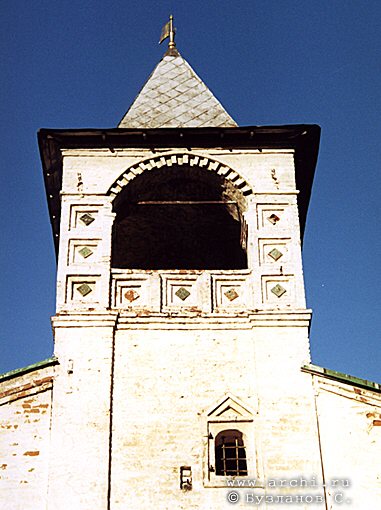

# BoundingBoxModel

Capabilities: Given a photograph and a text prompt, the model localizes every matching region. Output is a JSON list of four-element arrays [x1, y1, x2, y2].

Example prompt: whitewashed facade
[[1, 46, 380, 510]]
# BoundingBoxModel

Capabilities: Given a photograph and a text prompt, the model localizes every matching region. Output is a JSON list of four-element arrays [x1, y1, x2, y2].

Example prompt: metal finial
[[168, 15, 175, 49], [159, 15, 178, 56]]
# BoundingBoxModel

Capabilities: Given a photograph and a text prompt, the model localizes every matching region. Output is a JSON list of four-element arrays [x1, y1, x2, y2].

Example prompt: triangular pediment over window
[[206, 394, 254, 422]]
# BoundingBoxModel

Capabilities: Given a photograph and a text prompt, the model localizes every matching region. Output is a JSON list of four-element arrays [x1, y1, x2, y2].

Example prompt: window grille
[[215, 429, 248, 476]]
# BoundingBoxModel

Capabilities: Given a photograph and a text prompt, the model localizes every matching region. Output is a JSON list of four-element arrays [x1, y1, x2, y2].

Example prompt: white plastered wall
[[313, 375, 381, 508]]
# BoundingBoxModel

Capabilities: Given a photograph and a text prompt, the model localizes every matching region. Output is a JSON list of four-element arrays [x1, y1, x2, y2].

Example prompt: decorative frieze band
[[107, 270, 297, 313]]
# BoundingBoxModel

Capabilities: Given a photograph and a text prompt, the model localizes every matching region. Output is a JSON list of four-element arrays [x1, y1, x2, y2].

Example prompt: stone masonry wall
[[0, 365, 54, 510], [46, 315, 116, 510], [110, 318, 323, 509]]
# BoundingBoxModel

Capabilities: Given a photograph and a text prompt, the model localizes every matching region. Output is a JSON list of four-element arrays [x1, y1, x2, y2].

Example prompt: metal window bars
[[215, 434, 248, 476]]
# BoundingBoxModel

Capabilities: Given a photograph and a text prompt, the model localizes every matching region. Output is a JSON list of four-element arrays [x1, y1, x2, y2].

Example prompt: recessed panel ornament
[[224, 288, 239, 301], [79, 213, 95, 226], [124, 289, 140, 302], [77, 283, 93, 297], [267, 213, 280, 225], [78, 246, 93, 259], [268, 248, 283, 261], [175, 287, 191, 301], [271, 284, 287, 298]]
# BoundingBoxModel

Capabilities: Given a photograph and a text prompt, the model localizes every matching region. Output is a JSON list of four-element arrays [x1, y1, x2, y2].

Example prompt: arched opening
[[111, 164, 247, 270], [215, 429, 248, 476]]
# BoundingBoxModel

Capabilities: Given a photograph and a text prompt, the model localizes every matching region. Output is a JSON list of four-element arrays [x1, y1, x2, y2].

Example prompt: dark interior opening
[[215, 429, 248, 476], [111, 164, 247, 270]]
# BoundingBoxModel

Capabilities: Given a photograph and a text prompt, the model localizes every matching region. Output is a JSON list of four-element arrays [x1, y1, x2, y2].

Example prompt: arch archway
[[110, 155, 252, 270]]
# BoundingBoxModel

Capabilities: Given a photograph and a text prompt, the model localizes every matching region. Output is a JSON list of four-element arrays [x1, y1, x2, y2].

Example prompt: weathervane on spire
[[159, 15, 178, 56]]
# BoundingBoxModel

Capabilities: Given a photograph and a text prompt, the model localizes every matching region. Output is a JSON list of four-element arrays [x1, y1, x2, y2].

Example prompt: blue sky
[[1, 1, 380, 382]]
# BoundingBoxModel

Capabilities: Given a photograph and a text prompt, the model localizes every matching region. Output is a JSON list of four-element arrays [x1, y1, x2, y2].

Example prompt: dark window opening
[[112, 165, 247, 270], [215, 429, 248, 476]]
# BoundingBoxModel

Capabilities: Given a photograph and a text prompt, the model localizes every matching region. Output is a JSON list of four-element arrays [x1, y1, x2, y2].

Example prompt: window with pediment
[[204, 394, 259, 487]]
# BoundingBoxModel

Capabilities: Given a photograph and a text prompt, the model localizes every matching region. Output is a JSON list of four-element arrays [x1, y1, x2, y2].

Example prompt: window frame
[[203, 394, 261, 488]]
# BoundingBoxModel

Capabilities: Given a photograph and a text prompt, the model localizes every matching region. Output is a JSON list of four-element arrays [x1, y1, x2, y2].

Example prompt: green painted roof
[[302, 363, 381, 392], [0, 357, 58, 383]]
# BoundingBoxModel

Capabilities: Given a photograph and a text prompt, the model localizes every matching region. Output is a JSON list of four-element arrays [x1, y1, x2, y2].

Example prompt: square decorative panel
[[213, 276, 248, 310], [271, 284, 287, 298], [64, 276, 100, 307], [77, 283, 92, 297], [113, 276, 151, 309], [69, 240, 99, 265], [78, 246, 93, 259], [79, 213, 95, 226], [175, 287, 191, 301], [261, 275, 294, 306], [258, 239, 290, 266], [268, 248, 283, 261], [163, 276, 198, 309], [257, 204, 289, 230], [224, 288, 239, 301]]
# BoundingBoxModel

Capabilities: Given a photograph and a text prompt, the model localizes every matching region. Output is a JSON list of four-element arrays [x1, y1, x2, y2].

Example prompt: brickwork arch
[[107, 152, 253, 198]]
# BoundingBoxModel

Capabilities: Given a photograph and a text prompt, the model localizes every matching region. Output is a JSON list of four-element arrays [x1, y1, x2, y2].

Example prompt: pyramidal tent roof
[[118, 50, 237, 128]]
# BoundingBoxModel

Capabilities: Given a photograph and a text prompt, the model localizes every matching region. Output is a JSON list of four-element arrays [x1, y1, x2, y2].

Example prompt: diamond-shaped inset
[[224, 288, 239, 302], [124, 289, 140, 303], [271, 284, 287, 298], [267, 213, 280, 225], [77, 283, 92, 297], [78, 246, 93, 259], [268, 248, 283, 261], [175, 287, 191, 301], [79, 213, 95, 226]]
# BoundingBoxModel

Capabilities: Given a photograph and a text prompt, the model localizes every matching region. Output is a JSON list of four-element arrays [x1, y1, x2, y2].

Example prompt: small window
[[215, 429, 248, 476], [204, 395, 258, 487]]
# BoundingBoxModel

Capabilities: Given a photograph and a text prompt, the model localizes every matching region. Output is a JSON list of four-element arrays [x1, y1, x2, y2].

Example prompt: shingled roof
[[118, 51, 237, 128]]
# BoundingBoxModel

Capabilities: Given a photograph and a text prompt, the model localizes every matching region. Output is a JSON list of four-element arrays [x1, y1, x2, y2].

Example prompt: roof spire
[[118, 17, 238, 128], [159, 15, 179, 56]]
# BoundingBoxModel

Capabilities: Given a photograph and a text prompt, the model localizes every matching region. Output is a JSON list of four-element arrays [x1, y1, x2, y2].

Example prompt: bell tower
[[39, 22, 323, 509]]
